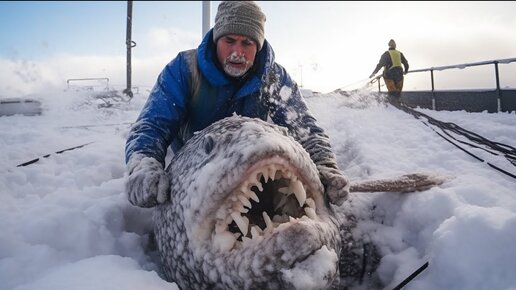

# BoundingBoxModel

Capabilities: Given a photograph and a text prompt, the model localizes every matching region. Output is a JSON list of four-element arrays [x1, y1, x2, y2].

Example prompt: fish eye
[[203, 135, 214, 154]]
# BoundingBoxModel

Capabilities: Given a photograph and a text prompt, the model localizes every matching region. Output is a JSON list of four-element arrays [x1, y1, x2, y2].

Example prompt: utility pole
[[202, 1, 211, 37], [298, 64, 303, 87], [124, 0, 136, 98]]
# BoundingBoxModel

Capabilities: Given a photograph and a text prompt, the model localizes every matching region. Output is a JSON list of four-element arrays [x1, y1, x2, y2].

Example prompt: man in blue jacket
[[125, 1, 349, 208]]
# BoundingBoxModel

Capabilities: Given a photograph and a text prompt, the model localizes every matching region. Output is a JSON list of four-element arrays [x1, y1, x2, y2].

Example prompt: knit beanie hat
[[388, 39, 396, 49], [213, 1, 266, 51]]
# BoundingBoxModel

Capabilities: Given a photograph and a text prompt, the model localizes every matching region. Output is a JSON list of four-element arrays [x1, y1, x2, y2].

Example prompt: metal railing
[[375, 57, 516, 112], [66, 78, 110, 91]]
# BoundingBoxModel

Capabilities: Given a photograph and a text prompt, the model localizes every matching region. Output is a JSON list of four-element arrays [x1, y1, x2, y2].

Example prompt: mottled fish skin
[[154, 115, 342, 290]]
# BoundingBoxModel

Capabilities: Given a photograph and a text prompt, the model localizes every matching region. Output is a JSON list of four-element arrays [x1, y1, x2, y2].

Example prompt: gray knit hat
[[388, 39, 396, 49], [213, 1, 266, 51]]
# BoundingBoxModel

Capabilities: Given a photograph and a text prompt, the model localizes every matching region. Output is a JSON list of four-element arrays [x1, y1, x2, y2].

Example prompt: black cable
[[396, 104, 516, 180], [401, 105, 516, 161], [392, 262, 429, 290], [16, 142, 95, 167]]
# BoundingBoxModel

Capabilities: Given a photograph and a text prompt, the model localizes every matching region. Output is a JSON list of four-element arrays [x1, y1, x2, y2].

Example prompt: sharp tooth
[[289, 216, 296, 222], [251, 181, 263, 192], [234, 203, 249, 214], [300, 216, 311, 222], [304, 207, 317, 219], [274, 194, 289, 211], [278, 187, 290, 194], [262, 211, 274, 232], [244, 189, 259, 202], [291, 180, 306, 206], [251, 226, 262, 239], [231, 212, 249, 236], [262, 169, 269, 182], [274, 171, 282, 180], [269, 166, 277, 181], [306, 198, 316, 209], [238, 195, 252, 209]]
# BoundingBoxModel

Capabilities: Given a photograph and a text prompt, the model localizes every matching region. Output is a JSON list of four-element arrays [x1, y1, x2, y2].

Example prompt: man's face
[[216, 34, 257, 77]]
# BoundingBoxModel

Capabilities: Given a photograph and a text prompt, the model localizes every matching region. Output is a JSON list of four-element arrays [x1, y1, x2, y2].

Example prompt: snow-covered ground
[[1, 87, 515, 290]]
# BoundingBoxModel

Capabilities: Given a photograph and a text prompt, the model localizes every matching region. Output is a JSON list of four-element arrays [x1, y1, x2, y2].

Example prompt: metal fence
[[376, 58, 516, 112]]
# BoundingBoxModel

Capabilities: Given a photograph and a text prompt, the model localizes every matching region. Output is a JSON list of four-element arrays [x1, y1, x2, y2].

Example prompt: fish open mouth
[[212, 155, 321, 250]]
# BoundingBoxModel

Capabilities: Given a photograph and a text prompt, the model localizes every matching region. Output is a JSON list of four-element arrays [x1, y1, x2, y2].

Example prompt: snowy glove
[[125, 154, 170, 208], [318, 165, 350, 206]]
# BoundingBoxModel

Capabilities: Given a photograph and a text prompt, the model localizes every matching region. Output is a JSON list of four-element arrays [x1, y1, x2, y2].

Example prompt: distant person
[[124, 1, 349, 208], [369, 39, 409, 103]]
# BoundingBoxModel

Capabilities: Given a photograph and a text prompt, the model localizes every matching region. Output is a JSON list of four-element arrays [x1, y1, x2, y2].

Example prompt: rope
[[395, 103, 516, 180]]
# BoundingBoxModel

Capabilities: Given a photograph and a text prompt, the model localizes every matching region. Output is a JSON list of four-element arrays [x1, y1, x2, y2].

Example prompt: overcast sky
[[1, 1, 515, 96]]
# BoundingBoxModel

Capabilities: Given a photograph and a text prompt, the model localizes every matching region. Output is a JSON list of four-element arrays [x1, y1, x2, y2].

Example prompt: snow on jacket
[[125, 29, 339, 171]]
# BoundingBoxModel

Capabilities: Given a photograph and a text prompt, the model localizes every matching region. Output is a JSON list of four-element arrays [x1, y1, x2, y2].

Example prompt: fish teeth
[[216, 162, 321, 248], [305, 197, 315, 209], [262, 170, 269, 182], [254, 182, 263, 192], [244, 189, 259, 203], [262, 211, 274, 233], [300, 215, 311, 222], [250, 225, 262, 239], [278, 187, 290, 194], [274, 194, 289, 211], [231, 212, 249, 236], [247, 171, 264, 192], [268, 165, 277, 181], [238, 195, 252, 209], [290, 179, 306, 206], [304, 207, 317, 219]]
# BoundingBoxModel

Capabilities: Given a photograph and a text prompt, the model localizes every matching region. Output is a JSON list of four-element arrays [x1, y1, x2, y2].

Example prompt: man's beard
[[223, 52, 251, 77]]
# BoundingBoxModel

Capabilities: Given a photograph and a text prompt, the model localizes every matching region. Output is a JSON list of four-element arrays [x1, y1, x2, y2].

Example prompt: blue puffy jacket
[[125, 29, 338, 170]]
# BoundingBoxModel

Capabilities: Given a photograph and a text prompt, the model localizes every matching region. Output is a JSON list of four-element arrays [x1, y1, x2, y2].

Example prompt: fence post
[[494, 61, 501, 112], [430, 69, 436, 110], [124, 0, 135, 99]]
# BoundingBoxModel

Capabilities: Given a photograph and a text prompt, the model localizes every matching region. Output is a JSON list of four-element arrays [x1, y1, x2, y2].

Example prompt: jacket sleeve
[[401, 53, 409, 73], [125, 53, 191, 167], [264, 64, 341, 170], [371, 51, 390, 76]]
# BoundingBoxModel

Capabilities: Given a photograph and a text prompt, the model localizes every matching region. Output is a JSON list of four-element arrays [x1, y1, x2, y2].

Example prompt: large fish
[[153, 115, 447, 290]]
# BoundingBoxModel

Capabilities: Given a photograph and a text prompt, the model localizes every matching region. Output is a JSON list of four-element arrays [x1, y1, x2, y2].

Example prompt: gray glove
[[125, 154, 170, 208], [318, 165, 350, 206]]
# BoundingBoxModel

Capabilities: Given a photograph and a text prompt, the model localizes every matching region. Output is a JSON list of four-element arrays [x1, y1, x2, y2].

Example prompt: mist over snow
[[1, 85, 515, 290]]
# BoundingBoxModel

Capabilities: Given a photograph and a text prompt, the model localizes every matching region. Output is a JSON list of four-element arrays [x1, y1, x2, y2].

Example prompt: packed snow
[[1, 85, 515, 290]]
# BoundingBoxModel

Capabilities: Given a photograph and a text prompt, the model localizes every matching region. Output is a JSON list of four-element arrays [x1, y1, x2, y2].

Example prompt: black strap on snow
[[392, 262, 429, 290], [395, 103, 516, 180], [16, 142, 95, 167]]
